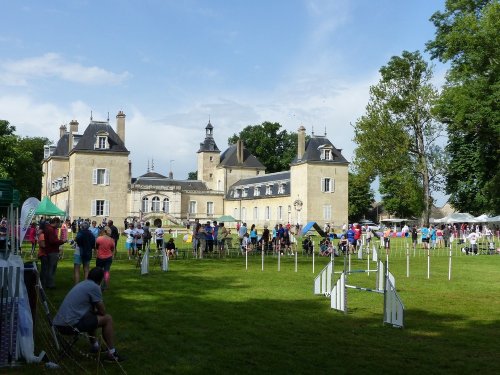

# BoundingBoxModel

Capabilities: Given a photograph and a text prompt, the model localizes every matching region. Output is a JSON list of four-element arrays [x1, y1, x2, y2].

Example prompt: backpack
[[144, 227, 152, 240]]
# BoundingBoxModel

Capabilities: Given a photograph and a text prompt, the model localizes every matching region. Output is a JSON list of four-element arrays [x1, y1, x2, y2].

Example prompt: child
[[241, 233, 250, 254]]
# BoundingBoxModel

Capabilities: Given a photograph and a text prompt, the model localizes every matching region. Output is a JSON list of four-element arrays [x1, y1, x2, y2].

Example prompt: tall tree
[[348, 172, 375, 223], [353, 51, 445, 224], [0, 119, 50, 202], [426, 0, 500, 214], [228, 122, 299, 173]]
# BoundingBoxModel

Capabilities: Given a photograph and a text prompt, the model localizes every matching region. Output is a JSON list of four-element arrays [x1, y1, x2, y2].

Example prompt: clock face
[[293, 199, 303, 211]]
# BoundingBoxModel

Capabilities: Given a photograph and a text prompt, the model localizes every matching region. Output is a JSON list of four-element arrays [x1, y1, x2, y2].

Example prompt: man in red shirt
[[44, 217, 67, 289]]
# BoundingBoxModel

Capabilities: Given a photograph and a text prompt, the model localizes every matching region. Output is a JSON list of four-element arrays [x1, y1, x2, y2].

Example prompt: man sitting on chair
[[53, 267, 125, 362]]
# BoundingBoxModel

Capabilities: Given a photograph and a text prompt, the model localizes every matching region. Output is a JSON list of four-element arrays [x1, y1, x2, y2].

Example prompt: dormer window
[[254, 186, 261, 196], [95, 132, 109, 149], [242, 188, 248, 198], [278, 183, 286, 194], [234, 189, 241, 198], [319, 145, 334, 160], [266, 185, 272, 195]]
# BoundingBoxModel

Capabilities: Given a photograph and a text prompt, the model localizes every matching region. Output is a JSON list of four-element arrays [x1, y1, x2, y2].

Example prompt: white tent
[[434, 212, 476, 224], [484, 215, 500, 223], [474, 214, 491, 222]]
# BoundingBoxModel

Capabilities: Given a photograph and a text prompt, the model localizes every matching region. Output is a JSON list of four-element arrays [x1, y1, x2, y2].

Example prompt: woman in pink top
[[26, 222, 37, 257], [95, 226, 115, 289]]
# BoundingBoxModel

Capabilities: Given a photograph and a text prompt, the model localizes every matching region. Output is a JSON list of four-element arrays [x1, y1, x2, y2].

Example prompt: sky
[[0, 0, 448, 204]]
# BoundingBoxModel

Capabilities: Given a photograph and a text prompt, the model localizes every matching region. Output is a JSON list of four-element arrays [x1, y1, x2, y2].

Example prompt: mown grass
[[14, 236, 500, 374]]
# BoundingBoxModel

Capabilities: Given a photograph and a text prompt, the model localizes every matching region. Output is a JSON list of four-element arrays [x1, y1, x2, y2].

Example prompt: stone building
[[41, 112, 349, 229]]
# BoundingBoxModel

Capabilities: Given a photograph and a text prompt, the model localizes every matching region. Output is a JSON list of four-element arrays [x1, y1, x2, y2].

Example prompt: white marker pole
[[406, 248, 409, 278], [367, 246, 370, 276], [427, 249, 430, 279], [278, 251, 281, 272], [448, 249, 452, 281], [348, 253, 351, 272], [261, 243, 264, 272], [312, 242, 315, 274], [245, 249, 248, 271], [295, 251, 297, 272]]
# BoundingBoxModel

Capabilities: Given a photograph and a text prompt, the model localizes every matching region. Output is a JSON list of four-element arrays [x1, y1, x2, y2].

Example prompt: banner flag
[[19, 197, 40, 243]]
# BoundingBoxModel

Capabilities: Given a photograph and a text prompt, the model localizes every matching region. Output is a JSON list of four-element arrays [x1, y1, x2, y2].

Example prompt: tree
[[353, 51, 445, 224], [0, 119, 50, 202], [379, 172, 425, 219], [187, 171, 197, 180], [426, 0, 500, 214], [348, 172, 375, 223], [228, 122, 299, 173]]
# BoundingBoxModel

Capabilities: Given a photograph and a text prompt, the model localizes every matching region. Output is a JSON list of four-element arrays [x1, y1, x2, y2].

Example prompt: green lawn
[[15, 236, 500, 374]]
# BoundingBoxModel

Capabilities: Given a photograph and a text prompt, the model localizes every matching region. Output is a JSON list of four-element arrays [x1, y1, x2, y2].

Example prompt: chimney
[[59, 124, 67, 138], [237, 139, 244, 164], [297, 125, 306, 160], [69, 120, 79, 134], [116, 111, 126, 144]]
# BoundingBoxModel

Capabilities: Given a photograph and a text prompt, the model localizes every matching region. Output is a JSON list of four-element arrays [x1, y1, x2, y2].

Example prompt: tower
[[197, 120, 221, 190]]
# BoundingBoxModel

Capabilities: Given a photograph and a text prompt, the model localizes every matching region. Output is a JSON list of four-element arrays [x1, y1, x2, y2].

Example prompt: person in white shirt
[[123, 223, 136, 260], [155, 224, 164, 251], [466, 231, 479, 255], [135, 223, 144, 254]]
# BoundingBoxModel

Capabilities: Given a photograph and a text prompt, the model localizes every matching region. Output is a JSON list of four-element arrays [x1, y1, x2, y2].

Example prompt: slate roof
[[48, 120, 128, 157], [291, 135, 348, 164], [73, 121, 128, 153], [197, 121, 220, 152], [51, 133, 70, 157], [219, 144, 266, 169], [225, 171, 291, 200]]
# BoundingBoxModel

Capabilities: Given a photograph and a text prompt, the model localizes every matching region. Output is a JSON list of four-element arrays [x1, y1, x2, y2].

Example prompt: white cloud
[[0, 53, 130, 86]]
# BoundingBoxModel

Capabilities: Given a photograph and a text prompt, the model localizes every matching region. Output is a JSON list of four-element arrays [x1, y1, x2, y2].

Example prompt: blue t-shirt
[[421, 227, 429, 239]]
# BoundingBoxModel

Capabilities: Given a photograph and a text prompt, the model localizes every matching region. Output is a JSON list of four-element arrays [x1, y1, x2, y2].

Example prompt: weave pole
[[245, 249, 248, 271], [278, 251, 281, 272], [295, 251, 297, 272]]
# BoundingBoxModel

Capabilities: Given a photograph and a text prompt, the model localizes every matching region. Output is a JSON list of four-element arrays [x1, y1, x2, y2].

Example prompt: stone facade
[[41, 113, 349, 229]]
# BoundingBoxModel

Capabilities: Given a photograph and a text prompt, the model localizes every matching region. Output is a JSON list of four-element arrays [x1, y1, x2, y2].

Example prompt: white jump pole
[[295, 251, 297, 272], [386, 253, 389, 270], [278, 251, 281, 272], [367, 246, 370, 276], [245, 249, 248, 271], [406, 248, 409, 278], [427, 249, 430, 279], [348, 253, 351, 272], [448, 249, 452, 281]]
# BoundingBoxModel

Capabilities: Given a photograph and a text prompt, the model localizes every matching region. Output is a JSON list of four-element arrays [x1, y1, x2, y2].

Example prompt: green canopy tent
[[34, 196, 66, 216], [217, 215, 237, 223]]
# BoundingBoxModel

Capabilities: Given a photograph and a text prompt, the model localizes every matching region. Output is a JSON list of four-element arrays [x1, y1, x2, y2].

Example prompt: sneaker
[[103, 351, 126, 363]]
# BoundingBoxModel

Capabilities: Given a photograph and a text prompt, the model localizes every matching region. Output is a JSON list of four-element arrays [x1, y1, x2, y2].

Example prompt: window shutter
[[91, 200, 96, 216], [332, 178, 335, 192], [320, 178, 325, 192], [104, 200, 110, 216], [105, 169, 110, 185], [92, 169, 97, 185]]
